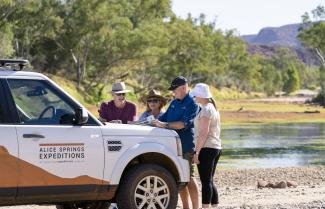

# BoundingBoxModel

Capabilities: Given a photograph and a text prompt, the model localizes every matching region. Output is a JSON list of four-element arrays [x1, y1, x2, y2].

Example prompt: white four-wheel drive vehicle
[[0, 59, 189, 209]]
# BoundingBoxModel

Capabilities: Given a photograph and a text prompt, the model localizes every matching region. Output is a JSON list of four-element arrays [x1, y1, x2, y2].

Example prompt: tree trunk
[[70, 50, 81, 88], [316, 48, 325, 105], [81, 40, 90, 80], [81, 46, 89, 79], [77, 55, 81, 88]]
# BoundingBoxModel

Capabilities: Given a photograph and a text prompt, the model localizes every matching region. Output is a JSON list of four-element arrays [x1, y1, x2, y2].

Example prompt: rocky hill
[[241, 23, 319, 65], [242, 23, 302, 48]]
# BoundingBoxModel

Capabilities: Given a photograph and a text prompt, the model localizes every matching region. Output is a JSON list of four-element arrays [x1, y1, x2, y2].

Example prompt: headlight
[[176, 136, 182, 156]]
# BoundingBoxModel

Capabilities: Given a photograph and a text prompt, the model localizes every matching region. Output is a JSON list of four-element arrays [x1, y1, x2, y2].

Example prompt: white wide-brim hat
[[111, 82, 131, 94], [190, 83, 213, 98]]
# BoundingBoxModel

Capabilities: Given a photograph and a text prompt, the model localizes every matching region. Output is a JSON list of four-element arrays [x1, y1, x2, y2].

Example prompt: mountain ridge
[[241, 23, 302, 48], [241, 23, 319, 66]]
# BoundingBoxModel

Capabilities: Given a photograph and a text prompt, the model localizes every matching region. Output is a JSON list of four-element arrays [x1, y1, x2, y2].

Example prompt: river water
[[219, 123, 325, 169]]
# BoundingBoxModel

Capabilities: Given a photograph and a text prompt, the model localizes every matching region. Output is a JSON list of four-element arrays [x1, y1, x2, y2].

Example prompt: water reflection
[[219, 123, 325, 169]]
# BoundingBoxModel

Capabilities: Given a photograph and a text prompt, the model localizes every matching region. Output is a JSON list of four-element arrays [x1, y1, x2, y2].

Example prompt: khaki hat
[[111, 82, 131, 94], [144, 89, 167, 105]]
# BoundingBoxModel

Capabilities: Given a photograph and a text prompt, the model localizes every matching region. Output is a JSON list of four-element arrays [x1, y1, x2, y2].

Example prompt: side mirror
[[75, 107, 88, 125]]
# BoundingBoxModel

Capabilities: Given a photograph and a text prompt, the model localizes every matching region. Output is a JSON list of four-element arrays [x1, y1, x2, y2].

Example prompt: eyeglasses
[[115, 93, 125, 96], [147, 99, 159, 103]]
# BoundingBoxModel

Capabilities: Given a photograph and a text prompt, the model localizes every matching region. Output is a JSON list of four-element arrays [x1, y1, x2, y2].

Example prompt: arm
[[138, 112, 147, 121], [193, 116, 211, 164], [98, 103, 108, 122], [128, 103, 137, 122], [181, 101, 199, 129], [195, 116, 210, 153], [152, 120, 185, 129], [153, 105, 186, 129], [153, 100, 199, 129]]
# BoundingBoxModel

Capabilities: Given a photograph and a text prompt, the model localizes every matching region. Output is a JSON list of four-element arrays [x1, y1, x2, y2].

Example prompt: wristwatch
[[165, 122, 169, 129]]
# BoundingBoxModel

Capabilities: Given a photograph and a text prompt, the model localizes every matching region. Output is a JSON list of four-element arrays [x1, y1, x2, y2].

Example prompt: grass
[[218, 100, 325, 113], [218, 99, 325, 124], [302, 145, 325, 151], [210, 86, 265, 100]]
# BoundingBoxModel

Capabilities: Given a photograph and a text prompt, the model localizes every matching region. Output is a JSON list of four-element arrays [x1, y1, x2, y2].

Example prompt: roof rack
[[0, 59, 30, 71]]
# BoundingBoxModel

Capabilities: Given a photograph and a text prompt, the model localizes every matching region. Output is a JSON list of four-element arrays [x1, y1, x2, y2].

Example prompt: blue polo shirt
[[159, 94, 199, 153]]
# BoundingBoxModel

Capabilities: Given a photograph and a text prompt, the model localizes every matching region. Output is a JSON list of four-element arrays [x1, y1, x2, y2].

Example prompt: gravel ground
[[208, 166, 325, 209], [2, 166, 325, 209]]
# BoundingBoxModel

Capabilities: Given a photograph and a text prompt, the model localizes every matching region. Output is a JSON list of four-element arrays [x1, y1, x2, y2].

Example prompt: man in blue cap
[[152, 76, 200, 209]]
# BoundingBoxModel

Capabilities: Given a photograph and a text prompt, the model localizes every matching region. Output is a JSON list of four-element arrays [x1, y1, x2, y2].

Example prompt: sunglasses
[[115, 93, 126, 96], [147, 99, 159, 103]]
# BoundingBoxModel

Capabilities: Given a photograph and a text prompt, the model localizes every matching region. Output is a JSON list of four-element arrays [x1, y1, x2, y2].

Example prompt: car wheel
[[56, 201, 110, 209], [116, 164, 178, 209]]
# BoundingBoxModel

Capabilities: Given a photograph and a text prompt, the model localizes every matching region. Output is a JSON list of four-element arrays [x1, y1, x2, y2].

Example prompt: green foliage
[[1, 0, 317, 102], [299, 21, 325, 54], [300, 66, 319, 89], [0, 26, 14, 57], [0, 0, 24, 57], [299, 4, 325, 104], [283, 64, 301, 93], [312, 67, 325, 106], [256, 56, 281, 96]]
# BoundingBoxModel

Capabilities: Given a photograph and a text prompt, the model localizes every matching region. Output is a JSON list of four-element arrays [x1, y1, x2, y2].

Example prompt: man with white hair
[[152, 76, 200, 209]]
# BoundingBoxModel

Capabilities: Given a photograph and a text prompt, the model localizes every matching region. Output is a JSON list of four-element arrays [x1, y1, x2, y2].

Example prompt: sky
[[172, 0, 324, 35]]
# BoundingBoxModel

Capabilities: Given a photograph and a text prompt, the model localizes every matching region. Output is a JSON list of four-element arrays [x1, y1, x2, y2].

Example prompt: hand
[[146, 115, 155, 124], [98, 117, 107, 122], [109, 120, 122, 124], [151, 119, 166, 128], [193, 153, 200, 164]]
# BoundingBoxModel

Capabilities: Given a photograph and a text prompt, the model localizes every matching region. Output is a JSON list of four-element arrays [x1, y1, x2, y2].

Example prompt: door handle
[[23, 134, 45, 139]]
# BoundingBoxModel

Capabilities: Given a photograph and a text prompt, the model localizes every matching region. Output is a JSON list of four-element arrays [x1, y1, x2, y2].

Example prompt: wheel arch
[[121, 152, 180, 182], [108, 143, 186, 185]]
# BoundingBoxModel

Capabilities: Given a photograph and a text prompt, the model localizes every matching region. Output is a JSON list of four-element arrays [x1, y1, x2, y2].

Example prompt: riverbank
[[219, 98, 325, 124], [3, 167, 325, 209]]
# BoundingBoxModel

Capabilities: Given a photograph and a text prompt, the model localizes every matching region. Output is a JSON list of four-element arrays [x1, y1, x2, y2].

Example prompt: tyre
[[116, 164, 178, 209], [56, 201, 110, 209]]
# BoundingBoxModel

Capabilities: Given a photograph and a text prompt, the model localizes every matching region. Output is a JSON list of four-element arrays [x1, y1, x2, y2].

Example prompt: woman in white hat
[[191, 83, 222, 209]]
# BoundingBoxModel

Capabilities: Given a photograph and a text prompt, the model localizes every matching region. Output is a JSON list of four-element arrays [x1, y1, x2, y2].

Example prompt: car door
[[5, 78, 105, 203], [0, 79, 19, 204]]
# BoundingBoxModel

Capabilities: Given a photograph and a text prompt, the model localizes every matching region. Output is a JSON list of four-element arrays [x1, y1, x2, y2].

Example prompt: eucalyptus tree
[[268, 48, 305, 93], [283, 63, 301, 93], [222, 30, 261, 92], [299, 5, 325, 104], [0, 0, 29, 57], [256, 55, 282, 95], [8, 0, 64, 67], [156, 17, 224, 87]]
